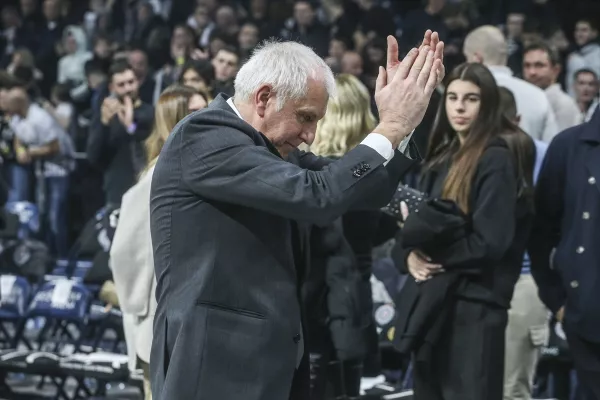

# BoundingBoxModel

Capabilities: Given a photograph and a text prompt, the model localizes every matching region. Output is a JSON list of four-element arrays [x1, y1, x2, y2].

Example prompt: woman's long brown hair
[[144, 84, 197, 173], [424, 63, 521, 213]]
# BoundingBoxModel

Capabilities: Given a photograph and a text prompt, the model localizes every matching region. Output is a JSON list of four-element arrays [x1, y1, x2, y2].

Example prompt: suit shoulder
[[550, 123, 583, 147]]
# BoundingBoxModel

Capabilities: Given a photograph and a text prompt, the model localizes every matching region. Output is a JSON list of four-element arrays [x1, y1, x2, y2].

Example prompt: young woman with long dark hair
[[397, 62, 535, 400]]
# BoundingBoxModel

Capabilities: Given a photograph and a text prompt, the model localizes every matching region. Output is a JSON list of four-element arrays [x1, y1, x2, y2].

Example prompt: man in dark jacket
[[86, 60, 153, 206], [530, 106, 600, 399], [149, 34, 445, 400]]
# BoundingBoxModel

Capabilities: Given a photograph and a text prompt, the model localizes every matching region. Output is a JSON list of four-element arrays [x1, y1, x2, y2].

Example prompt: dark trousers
[[45, 176, 70, 257], [308, 329, 363, 400], [413, 299, 508, 400], [564, 324, 600, 400]]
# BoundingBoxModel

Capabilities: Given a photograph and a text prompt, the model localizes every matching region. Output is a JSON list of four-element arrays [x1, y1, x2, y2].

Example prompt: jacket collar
[[209, 94, 284, 159], [581, 105, 600, 143]]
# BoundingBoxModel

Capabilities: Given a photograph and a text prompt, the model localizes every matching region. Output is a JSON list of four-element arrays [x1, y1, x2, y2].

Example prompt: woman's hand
[[407, 251, 444, 282]]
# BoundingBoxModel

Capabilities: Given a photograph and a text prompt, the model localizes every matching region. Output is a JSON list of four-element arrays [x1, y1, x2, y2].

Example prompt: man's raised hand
[[374, 44, 442, 148], [385, 30, 445, 88]]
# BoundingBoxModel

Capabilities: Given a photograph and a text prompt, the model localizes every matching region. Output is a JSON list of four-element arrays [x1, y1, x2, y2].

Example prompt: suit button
[[570, 280, 579, 288], [353, 170, 362, 178], [576, 246, 585, 254], [363, 163, 370, 169], [589, 177, 596, 185], [293, 334, 301, 344], [583, 212, 590, 220]]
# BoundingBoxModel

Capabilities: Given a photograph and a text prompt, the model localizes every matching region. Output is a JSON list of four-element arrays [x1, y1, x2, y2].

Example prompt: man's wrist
[[374, 122, 411, 149]]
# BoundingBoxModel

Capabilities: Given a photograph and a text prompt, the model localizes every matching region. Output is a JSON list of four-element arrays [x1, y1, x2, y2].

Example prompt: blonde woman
[[306, 74, 388, 399], [110, 85, 207, 400]]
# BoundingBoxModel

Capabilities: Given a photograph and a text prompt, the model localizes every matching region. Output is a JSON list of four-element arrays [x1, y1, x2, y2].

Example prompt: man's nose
[[300, 130, 315, 145]]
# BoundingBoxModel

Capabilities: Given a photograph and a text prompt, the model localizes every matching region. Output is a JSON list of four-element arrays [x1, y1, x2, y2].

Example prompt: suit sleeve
[[429, 147, 518, 269], [179, 123, 411, 225], [528, 133, 568, 314]]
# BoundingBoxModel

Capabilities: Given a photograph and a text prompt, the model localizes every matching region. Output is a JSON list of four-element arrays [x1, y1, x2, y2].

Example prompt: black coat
[[392, 199, 472, 363], [529, 107, 600, 342], [394, 139, 531, 309]]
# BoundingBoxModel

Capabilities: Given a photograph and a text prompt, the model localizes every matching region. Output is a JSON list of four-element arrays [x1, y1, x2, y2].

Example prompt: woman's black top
[[394, 138, 533, 308]]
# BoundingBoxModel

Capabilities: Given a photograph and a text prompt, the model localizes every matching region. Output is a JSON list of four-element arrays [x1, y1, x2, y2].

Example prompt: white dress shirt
[[489, 66, 560, 143]]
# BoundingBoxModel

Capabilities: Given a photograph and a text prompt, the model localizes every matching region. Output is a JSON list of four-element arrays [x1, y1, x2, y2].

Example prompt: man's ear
[[254, 84, 273, 118], [474, 51, 484, 63], [515, 114, 521, 124]]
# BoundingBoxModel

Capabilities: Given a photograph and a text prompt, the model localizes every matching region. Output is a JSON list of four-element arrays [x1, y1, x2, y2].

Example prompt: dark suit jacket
[[149, 94, 416, 400], [529, 107, 600, 342]]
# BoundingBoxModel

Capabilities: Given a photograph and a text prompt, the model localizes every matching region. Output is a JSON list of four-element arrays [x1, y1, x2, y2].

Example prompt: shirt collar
[[226, 97, 243, 120], [487, 65, 514, 76]]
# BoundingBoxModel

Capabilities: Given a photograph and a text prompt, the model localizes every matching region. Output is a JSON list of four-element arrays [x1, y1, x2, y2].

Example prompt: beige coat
[[109, 166, 157, 370]]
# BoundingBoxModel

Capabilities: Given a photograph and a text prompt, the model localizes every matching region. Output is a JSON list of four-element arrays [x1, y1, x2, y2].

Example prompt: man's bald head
[[6, 87, 29, 116], [463, 25, 508, 66]]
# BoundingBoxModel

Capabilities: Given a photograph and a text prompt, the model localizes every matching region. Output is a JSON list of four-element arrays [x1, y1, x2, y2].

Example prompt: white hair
[[233, 39, 336, 110]]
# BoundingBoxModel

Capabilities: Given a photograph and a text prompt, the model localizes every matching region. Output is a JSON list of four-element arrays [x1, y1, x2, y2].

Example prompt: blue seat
[[0, 275, 31, 348], [25, 280, 91, 353]]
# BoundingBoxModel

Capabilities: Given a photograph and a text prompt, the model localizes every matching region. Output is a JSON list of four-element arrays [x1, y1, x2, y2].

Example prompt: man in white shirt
[[464, 25, 560, 143], [523, 42, 582, 131], [6, 87, 74, 257]]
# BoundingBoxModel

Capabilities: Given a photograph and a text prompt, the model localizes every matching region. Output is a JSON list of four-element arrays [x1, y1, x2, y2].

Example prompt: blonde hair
[[311, 74, 376, 157], [144, 85, 197, 172]]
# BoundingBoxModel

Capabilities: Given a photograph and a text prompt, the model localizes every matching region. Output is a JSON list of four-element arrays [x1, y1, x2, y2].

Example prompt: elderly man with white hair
[[149, 31, 445, 400], [464, 25, 559, 143]]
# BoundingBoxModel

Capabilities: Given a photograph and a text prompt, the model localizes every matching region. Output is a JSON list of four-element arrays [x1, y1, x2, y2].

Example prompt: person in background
[[57, 25, 93, 92], [86, 60, 154, 207], [573, 68, 599, 122], [499, 86, 549, 400], [42, 83, 74, 130], [395, 62, 534, 400], [211, 46, 239, 97], [179, 60, 214, 100], [565, 19, 600, 97], [5, 86, 75, 257], [111, 84, 206, 400], [463, 25, 559, 143], [529, 105, 600, 400], [128, 48, 158, 105], [237, 22, 260, 62], [522, 42, 582, 131]]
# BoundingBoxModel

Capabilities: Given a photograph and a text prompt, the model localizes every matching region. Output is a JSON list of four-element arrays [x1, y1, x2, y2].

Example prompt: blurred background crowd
[[0, 0, 599, 399]]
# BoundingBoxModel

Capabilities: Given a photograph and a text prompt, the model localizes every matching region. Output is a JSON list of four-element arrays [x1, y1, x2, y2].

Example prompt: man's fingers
[[425, 59, 442, 95], [408, 46, 430, 80], [395, 47, 418, 81], [375, 66, 387, 94], [420, 30, 432, 48], [417, 49, 435, 87], [386, 35, 399, 71], [430, 31, 439, 51], [434, 40, 444, 64]]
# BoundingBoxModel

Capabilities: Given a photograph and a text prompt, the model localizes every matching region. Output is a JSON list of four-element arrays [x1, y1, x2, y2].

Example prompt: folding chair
[[0, 275, 32, 349], [24, 280, 91, 354]]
